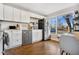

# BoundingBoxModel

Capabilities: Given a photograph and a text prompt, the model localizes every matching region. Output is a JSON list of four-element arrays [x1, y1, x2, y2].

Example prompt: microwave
[[9, 26, 16, 29]]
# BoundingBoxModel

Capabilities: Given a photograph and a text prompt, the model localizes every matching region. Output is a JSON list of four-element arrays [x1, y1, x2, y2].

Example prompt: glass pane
[[50, 18, 56, 34], [57, 16, 68, 34]]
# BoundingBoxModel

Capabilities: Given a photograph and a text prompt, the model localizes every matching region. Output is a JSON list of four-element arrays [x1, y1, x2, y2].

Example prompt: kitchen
[[1, 3, 79, 55], [0, 3, 49, 54]]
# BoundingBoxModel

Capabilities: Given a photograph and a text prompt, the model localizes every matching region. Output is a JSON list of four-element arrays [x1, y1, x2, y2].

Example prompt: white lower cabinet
[[37, 30, 42, 42], [0, 32, 3, 54], [12, 30, 22, 47], [4, 30, 22, 49], [32, 30, 38, 43], [32, 30, 42, 43]]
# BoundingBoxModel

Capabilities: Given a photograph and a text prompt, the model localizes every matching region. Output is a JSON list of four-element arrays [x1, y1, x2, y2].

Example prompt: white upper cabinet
[[13, 8, 21, 22], [0, 4, 3, 20], [2, 4, 44, 23], [21, 10, 30, 23], [4, 5, 13, 21]]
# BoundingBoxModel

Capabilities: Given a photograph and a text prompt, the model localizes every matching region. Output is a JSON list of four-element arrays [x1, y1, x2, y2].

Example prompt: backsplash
[[0, 22, 28, 30]]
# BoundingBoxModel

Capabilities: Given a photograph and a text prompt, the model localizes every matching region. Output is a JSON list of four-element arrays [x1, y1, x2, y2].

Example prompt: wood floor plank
[[4, 40, 60, 55]]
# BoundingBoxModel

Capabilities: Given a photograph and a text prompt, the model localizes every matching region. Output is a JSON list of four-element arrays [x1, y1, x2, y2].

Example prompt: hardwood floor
[[4, 40, 60, 55]]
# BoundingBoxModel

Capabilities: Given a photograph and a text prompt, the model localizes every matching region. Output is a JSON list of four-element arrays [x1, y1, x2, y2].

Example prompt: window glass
[[50, 18, 56, 34], [57, 16, 68, 34]]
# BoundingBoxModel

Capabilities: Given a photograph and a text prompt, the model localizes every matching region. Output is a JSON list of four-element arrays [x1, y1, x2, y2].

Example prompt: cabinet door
[[25, 12, 30, 23], [0, 4, 3, 20], [37, 30, 42, 41], [13, 8, 21, 22], [16, 31, 22, 45], [21, 10, 30, 23], [4, 5, 13, 21], [32, 30, 38, 43], [21, 10, 26, 22], [12, 30, 22, 47]]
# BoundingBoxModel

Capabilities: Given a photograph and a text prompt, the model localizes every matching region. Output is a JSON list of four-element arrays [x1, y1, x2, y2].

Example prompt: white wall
[[47, 4, 79, 18], [0, 22, 28, 30]]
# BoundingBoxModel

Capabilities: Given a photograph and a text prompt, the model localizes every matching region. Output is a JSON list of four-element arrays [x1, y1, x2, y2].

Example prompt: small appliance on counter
[[9, 26, 16, 29], [9, 24, 20, 30]]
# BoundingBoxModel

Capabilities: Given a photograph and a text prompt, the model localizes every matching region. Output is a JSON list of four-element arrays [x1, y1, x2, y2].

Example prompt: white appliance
[[44, 20, 49, 40], [4, 30, 22, 49], [38, 19, 49, 40], [0, 31, 3, 55]]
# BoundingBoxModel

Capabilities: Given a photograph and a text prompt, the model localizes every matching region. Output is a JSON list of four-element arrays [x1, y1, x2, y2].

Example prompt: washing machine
[[0, 31, 3, 55]]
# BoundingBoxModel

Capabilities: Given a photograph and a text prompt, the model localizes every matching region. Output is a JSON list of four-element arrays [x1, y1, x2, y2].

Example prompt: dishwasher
[[22, 30, 32, 45]]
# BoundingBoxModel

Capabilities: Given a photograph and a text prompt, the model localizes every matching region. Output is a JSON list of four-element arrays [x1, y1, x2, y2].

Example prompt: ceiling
[[5, 3, 78, 16]]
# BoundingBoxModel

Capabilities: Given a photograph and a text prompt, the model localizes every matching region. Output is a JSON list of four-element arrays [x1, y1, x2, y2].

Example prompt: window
[[50, 18, 56, 34], [50, 13, 74, 34], [57, 16, 68, 34]]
